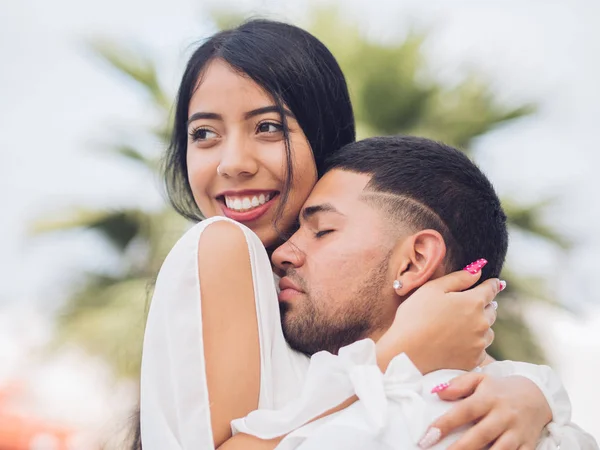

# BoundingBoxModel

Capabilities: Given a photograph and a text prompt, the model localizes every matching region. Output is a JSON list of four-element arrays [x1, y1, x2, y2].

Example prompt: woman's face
[[186, 59, 317, 247]]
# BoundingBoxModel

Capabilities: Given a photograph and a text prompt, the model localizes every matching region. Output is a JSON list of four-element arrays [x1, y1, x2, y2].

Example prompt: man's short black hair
[[326, 135, 508, 279]]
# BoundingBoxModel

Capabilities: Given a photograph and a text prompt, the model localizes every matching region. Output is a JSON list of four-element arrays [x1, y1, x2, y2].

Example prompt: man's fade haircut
[[325, 135, 508, 279]]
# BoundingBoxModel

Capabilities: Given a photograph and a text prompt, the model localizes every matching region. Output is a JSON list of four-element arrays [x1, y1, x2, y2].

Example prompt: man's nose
[[272, 239, 306, 272], [217, 136, 259, 179]]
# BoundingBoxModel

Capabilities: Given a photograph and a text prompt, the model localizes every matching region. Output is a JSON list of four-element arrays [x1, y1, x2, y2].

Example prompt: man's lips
[[278, 276, 304, 302]]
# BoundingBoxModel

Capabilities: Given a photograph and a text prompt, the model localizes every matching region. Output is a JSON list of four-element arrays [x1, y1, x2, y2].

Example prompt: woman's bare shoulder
[[197, 218, 254, 271]]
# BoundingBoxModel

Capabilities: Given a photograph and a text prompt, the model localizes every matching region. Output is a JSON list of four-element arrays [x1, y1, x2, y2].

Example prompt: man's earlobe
[[393, 230, 447, 294]]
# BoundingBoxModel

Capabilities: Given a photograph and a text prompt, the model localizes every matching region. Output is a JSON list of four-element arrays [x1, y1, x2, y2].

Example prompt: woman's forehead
[[191, 61, 273, 108]]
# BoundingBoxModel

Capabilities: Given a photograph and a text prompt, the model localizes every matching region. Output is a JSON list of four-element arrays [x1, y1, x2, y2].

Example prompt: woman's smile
[[217, 189, 280, 223]]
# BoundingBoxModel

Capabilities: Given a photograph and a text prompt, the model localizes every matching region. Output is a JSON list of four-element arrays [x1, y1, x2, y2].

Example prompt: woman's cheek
[[187, 163, 215, 216]]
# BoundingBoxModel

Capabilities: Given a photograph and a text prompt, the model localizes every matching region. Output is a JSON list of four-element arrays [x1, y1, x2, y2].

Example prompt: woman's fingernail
[[419, 427, 442, 448], [499, 280, 507, 291], [431, 382, 450, 394], [463, 258, 488, 274], [491, 300, 498, 310]]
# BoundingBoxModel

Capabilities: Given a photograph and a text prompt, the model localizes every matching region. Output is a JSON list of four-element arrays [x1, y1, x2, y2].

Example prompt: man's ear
[[392, 229, 447, 296]]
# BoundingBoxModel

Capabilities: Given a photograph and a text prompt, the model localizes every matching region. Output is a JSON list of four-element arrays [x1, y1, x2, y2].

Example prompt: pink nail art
[[499, 280, 507, 291], [431, 382, 450, 394], [463, 258, 488, 274]]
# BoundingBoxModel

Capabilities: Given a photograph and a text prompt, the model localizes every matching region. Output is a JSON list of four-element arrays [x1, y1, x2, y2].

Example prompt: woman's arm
[[422, 365, 598, 449], [376, 268, 500, 374], [217, 434, 282, 450], [199, 221, 261, 448]]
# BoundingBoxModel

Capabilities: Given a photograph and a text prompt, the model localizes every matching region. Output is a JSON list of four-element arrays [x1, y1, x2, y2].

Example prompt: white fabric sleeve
[[232, 339, 438, 450], [483, 361, 599, 449], [139, 217, 305, 450], [231, 339, 384, 440]]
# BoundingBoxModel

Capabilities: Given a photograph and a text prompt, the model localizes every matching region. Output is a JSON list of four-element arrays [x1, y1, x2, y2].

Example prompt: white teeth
[[224, 193, 276, 212]]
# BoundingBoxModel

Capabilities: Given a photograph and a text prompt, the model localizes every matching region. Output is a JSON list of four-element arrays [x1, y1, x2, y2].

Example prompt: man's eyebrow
[[301, 203, 343, 222], [187, 112, 223, 127], [244, 105, 295, 120]]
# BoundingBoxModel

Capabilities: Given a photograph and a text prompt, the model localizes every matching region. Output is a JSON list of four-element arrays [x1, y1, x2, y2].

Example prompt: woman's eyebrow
[[244, 105, 295, 120], [187, 112, 222, 127]]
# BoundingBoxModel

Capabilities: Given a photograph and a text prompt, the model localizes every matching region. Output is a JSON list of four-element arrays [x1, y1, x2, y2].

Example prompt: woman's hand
[[419, 372, 552, 449], [377, 260, 502, 374]]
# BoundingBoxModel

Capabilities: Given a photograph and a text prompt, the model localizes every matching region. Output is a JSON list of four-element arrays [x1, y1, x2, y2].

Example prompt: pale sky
[[1, 0, 599, 441]]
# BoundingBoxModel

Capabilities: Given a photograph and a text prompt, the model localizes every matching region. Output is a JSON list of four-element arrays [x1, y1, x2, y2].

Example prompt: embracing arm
[[228, 269, 501, 447], [217, 434, 282, 450], [423, 364, 598, 449], [199, 221, 261, 448]]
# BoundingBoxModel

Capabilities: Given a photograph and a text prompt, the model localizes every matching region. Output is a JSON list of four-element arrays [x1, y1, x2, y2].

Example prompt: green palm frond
[[411, 79, 536, 150], [56, 276, 152, 378], [504, 198, 571, 249], [32, 208, 147, 252], [499, 268, 557, 306], [488, 303, 545, 364], [89, 39, 171, 111], [211, 10, 245, 30], [110, 144, 158, 171]]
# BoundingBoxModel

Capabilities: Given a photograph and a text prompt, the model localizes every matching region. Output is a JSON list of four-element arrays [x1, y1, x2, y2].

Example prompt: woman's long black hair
[[164, 18, 356, 223]]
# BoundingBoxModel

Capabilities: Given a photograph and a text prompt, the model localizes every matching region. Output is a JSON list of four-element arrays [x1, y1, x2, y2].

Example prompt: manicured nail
[[419, 427, 442, 448], [463, 258, 488, 274], [491, 300, 498, 311], [431, 382, 450, 394], [499, 280, 507, 291]]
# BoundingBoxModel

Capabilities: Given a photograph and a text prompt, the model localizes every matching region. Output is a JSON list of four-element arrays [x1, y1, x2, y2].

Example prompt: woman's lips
[[220, 193, 278, 223]]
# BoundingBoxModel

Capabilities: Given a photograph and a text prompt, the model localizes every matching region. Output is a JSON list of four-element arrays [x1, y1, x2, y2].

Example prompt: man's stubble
[[280, 254, 391, 356]]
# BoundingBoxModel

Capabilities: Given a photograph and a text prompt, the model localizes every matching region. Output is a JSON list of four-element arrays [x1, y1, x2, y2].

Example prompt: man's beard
[[280, 259, 389, 356]]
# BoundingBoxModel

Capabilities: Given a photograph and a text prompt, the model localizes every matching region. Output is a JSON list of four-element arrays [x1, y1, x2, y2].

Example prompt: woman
[[140, 19, 568, 450]]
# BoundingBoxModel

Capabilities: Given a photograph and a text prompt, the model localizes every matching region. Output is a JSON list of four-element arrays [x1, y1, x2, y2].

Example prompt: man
[[275, 135, 507, 358], [229, 136, 597, 449]]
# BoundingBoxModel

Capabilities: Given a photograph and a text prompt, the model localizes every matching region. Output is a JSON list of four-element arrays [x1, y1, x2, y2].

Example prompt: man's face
[[271, 170, 400, 356]]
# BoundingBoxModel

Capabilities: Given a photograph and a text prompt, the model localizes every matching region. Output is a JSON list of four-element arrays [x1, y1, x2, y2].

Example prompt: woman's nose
[[217, 137, 259, 179]]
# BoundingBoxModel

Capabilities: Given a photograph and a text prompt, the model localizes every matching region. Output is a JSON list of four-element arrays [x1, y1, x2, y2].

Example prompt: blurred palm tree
[[34, 10, 568, 378], [32, 41, 189, 378]]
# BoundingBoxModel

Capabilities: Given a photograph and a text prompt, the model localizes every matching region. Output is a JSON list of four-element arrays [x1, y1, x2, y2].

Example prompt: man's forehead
[[304, 170, 372, 206]]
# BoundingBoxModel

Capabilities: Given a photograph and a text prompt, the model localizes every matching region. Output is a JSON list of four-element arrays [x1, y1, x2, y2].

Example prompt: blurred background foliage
[[33, 8, 569, 379]]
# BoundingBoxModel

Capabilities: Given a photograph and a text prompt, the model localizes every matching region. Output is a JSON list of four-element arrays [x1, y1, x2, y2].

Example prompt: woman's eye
[[257, 122, 283, 134], [189, 128, 218, 142], [315, 229, 334, 239]]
